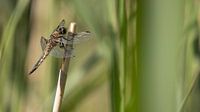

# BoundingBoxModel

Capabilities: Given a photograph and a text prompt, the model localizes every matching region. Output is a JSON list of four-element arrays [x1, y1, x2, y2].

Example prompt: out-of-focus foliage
[[0, 0, 200, 112]]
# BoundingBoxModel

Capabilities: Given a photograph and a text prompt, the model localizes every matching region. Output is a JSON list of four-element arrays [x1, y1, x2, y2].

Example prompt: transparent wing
[[40, 36, 48, 50], [63, 31, 91, 44], [58, 19, 65, 26], [52, 19, 65, 33], [49, 46, 74, 58], [40, 37, 74, 58]]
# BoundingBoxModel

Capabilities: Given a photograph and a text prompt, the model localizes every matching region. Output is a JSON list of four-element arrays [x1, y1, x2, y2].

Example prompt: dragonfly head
[[58, 27, 67, 35]]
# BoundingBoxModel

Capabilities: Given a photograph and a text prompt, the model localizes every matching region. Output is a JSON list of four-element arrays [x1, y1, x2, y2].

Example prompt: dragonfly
[[29, 19, 91, 75]]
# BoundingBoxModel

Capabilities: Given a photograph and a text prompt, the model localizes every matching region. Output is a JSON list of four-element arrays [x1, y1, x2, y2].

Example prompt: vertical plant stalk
[[53, 22, 76, 112], [137, 0, 184, 112]]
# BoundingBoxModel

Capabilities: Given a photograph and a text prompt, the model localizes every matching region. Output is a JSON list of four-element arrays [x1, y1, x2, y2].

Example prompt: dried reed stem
[[53, 22, 76, 112]]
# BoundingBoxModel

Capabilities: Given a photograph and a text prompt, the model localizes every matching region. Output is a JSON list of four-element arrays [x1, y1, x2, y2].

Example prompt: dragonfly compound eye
[[59, 27, 66, 34]]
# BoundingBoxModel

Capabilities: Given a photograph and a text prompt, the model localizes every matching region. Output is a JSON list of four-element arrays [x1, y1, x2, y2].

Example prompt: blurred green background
[[0, 0, 200, 112]]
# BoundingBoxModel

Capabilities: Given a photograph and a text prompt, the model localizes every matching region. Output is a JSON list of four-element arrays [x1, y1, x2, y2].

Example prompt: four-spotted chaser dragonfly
[[29, 20, 91, 75]]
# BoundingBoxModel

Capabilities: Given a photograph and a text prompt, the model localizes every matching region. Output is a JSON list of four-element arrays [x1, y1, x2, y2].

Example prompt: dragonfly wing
[[40, 36, 48, 50], [63, 31, 91, 44], [50, 46, 74, 58], [58, 19, 65, 27], [52, 19, 65, 33], [40, 37, 73, 58], [73, 31, 91, 44]]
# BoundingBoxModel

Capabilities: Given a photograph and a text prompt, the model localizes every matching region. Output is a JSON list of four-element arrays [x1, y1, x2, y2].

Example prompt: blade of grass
[[0, 0, 29, 111], [137, 0, 185, 112], [178, 0, 200, 111], [125, 0, 137, 112]]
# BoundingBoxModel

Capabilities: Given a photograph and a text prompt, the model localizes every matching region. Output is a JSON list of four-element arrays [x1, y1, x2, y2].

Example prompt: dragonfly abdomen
[[29, 42, 56, 75]]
